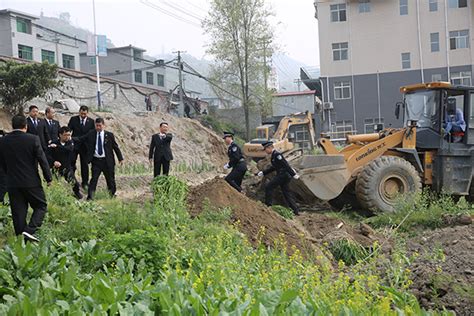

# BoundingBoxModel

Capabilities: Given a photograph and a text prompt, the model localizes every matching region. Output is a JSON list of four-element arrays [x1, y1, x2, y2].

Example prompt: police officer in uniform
[[257, 141, 300, 215], [223, 132, 247, 192]]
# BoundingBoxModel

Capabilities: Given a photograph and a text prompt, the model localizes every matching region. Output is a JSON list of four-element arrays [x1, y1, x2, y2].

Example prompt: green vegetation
[[328, 238, 370, 266], [199, 115, 247, 145], [366, 190, 474, 234], [0, 178, 451, 314], [0, 60, 61, 114], [271, 205, 294, 220]]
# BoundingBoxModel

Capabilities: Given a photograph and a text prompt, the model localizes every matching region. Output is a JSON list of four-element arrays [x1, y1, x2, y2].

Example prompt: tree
[[203, 0, 274, 140], [0, 60, 60, 114]]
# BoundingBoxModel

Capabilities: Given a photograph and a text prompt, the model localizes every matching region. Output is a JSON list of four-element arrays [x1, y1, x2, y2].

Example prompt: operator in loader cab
[[444, 97, 466, 143], [257, 141, 300, 215]]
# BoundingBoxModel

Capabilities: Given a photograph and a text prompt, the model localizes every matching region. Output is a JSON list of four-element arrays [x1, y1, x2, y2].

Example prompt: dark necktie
[[98, 133, 103, 156], [34, 119, 37, 127]]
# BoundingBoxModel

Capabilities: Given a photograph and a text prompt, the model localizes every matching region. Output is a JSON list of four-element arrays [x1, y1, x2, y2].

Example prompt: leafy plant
[[0, 60, 61, 113], [271, 205, 294, 219], [328, 238, 369, 265]]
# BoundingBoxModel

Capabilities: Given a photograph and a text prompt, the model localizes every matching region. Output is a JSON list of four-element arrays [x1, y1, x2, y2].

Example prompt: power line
[[183, 0, 208, 15], [160, 0, 204, 22], [140, 0, 202, 28]]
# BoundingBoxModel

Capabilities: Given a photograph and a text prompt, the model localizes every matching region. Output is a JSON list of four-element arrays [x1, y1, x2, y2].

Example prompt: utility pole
[[294, 79, 303, 92], [173, 50, 186, 117], [92, 0, 101, 110]]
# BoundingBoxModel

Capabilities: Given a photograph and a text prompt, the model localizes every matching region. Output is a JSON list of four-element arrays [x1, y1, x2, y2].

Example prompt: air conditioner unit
[[323, 102, 334, 110]]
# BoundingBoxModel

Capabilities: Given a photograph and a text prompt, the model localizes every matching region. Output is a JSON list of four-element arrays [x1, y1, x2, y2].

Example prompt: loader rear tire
[[355, 156, 421, 213]]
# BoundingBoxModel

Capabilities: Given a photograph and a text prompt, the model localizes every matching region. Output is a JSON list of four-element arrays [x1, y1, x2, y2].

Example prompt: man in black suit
[[0, 115, 52, 242], [77, 117, 124, 200], [149, 122, 173, 177], [44, 107, 60, 143], [48, 126, 82, 199], [26, 105, 50, 151], [68, 105, 95, 189]]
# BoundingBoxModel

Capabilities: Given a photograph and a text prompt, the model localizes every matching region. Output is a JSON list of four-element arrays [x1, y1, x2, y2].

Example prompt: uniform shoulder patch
[[232, 146, 237, 152], [277, 155, 283, 160]]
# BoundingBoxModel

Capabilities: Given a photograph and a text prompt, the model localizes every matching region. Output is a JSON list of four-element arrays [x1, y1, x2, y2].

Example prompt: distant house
[[272, 90, 317, 117], [79, 45, 167, 91], [0, 9, 81, 71]]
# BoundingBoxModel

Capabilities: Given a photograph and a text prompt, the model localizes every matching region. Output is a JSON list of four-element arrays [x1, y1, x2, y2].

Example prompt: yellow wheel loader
[[291, 82, 474, 213], [243, 111, 317, 161]]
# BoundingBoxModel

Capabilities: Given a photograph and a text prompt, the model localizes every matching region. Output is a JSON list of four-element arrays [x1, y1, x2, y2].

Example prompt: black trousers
[[88, 158, 116, 199], [264, 172, 300, 214], [225, 161, 247, 192], [54, 168, 81, 196], [0, 167, 7, 202], [72, 147, 90, 186], [8, 186, 47, 235], [154, 157, 171, 177]]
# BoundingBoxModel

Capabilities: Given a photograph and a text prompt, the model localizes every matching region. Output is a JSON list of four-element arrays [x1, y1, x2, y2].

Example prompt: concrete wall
[[318, 0, 474, 77], [272, 94, 315, 117], [0, 14, 12, 56], [23, 67, 169, 114]]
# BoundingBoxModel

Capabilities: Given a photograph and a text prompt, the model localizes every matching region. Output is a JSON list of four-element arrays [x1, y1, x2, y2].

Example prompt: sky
[[0, 0, 320, 66]]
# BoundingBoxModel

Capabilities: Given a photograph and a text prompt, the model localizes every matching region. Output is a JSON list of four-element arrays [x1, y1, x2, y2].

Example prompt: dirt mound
[[187, 178, 326, 260], [407, 225, 474, 315], [296, 213, 388, 249]]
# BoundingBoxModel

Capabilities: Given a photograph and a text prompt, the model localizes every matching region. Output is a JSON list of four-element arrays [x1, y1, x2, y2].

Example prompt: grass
[[366, 190, 474, 234], [271, 205, 294, 219], [328, 238, 370, 266], [0, 178, 455, 314]]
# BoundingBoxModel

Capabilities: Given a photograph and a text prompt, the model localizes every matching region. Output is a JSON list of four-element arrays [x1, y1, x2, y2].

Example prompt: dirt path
[[407, 225, 474, 315]]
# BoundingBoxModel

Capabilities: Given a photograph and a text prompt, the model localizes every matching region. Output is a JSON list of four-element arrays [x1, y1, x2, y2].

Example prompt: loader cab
[[399, 82, 474, 149]]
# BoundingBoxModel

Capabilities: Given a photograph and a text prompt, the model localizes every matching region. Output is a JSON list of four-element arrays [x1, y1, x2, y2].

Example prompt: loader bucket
[[292, 155, 351, 201]]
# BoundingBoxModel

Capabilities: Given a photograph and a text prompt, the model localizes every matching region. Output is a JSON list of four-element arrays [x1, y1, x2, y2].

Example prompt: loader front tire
[[355, 156, 421, 213]]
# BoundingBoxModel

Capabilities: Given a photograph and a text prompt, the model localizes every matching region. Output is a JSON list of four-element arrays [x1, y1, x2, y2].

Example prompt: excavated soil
[[407, 225, 474, 315], [187, 177, 388, 263], [187, 178, 317, 257]]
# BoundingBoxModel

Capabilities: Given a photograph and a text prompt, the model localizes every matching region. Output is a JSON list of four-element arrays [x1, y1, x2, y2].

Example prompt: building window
[[330, 4, 346, 22], [41, 49, 55, 64], [133, 49, 142, 61], [157, 74, 164, 87], [364, 118, 384, 133], [332, 42, 349, 61], [429, 0, 438, 11], [359, 0, 370, 13], [146, 72, 154, 85], [18, 44, 33, 60], [451, 71, 471, 86], [401, 52, 411, 69], [134, 70, 142, 83], [432, 74, 443, 82], [400, 0, 408, 15], [331, 120, 354, 138], [16, 17, 31, 34], [430, 33, 440, 52], [90, 57, 96, 65], [334, 81, 351, 100], [62, 54, 75, 69], [448, 0, 467, 9], [449, 30, 469, 50]]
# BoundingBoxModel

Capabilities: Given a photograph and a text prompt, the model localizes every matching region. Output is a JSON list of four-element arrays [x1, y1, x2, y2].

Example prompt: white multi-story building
[[0, 9, 82, 71], [315, 0, 473, 134]]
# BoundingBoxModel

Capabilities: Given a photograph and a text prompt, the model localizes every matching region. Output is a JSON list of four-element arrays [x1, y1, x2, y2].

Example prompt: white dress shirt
[[94, 130, 106, 158]]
